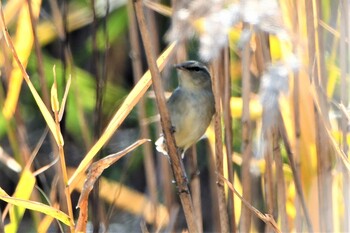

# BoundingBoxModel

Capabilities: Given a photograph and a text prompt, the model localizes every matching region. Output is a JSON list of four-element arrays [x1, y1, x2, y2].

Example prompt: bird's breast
[[170, 89, 214, 150]]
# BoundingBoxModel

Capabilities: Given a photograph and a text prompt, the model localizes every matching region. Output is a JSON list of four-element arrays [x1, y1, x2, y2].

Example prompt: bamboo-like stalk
[[264, 129, 275, 233], [207, 143, 221, 232], [159, 152, 174, 210], [305, 0, 333, 231], [222, 46, 236, 232], [212, 57, 230, 233], [240, 27, 252, 233], [278, 111, 313, 232], [289, 2, 303, 231], [293, 70, 303, 232], [187, 147, 203, 233], [273, 127, 288, 232], [133, 1, 198, 232], [127, 0, 159, 229], [339, 1, 349, 231], [255, 31, 275, 233]]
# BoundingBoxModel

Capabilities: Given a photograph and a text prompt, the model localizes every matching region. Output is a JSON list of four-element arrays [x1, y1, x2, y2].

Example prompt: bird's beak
[[174, 64, 185, 71]]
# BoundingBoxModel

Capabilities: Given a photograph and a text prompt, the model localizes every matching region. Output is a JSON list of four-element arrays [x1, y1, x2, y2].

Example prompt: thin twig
[[218, 174, 281, 233]]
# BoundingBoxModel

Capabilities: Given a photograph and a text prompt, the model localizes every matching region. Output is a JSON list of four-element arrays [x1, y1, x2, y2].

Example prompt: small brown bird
[[155, 60, 215, 157]]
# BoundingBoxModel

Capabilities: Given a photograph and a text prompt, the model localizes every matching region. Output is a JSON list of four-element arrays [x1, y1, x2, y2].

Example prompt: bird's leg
[[179, 154, 188, 189]]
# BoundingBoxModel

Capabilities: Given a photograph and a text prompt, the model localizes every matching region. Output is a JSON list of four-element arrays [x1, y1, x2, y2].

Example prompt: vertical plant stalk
[[51, 73, 74, 232], [222, 46, 236, 232], [278, 111, 313, 232], [339, 1, 349, 231], [305, 0, 333, 231], [49, 2, 70, 226], [127, 0, 159, 229], [263, 130, 275, 230], [27, 0, 50, 108], [212, 58, 230, 233], [293, 65, 303, 233], [240, 28, 252, 233], [27, 1, 61, 199], [207, 144, 221, 232], [133, 1, 198, 232], [145, 8, 159, 56], [48, 0, 91, 148], [273, 127, 288, 232], [90, 0, 108, 230], [290, 2, 303, 230], [187, 147, 203, 233]]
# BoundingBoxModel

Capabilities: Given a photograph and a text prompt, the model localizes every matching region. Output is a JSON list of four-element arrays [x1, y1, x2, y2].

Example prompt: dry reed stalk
[[305, 0, 333, 231], [127, 0, 159, 229], [27, 0, 50, 108], [255, 31, 275, 233], [48, 0, 92, 148], [212, 57, 230, 232], [240, 27, 252, 233], [187, 147, 203, 233], [263, 129, 275, 233], [289, 2, 303, 230], [207, 143, 221, 232], [339, 1, 349, 231], [46, 2, 75, 228], [222, 46, 236, 232], [159, 152, 174, 210], [90, 0, 107, 230], [134, 1, 198, 232], [278, 110, 313, 232], [52, 71, 74, 233], [273, 127, 288, 232]]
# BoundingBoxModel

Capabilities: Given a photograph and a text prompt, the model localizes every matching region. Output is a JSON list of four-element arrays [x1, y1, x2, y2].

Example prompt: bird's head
[[175, 60, 212, 90]]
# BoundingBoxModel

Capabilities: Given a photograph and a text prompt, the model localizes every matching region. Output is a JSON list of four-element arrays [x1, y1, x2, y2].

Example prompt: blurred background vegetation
[[0, 0, 349, 232]]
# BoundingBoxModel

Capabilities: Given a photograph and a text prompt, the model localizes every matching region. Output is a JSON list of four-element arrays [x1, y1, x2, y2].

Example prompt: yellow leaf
[[4, 168, 35, 233], [0, 187, 72, 228], [2, 0, 42, 119]]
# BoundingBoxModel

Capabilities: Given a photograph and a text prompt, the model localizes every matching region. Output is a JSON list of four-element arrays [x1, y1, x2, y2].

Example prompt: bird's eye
[[191, 67, 201, 72]]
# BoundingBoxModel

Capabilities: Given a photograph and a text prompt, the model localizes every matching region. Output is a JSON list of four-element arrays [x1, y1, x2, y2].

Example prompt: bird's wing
[[166, 88, 188, 130]]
